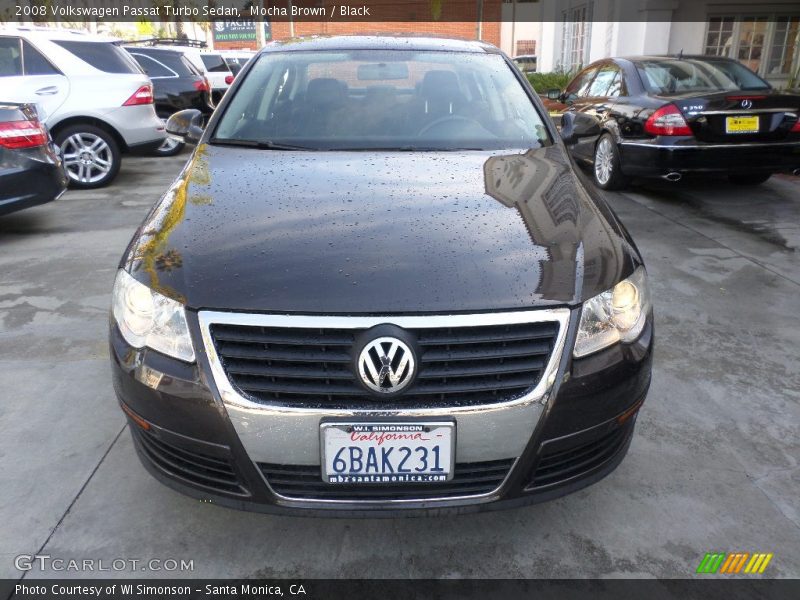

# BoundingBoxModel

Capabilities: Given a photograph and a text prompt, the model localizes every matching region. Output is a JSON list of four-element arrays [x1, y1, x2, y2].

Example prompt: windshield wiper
[[208, 138, 316, 151]]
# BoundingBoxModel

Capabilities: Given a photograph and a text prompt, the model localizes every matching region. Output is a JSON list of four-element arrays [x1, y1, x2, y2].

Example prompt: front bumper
[[110, 308, 652, 516], [619, 139, 800, 177]]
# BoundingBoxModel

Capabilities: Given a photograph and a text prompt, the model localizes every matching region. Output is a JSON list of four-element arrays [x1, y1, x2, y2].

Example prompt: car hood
[[123, 144, 639, 313]]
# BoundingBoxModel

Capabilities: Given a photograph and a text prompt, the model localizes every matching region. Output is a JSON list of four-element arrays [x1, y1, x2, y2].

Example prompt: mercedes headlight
[[111, 270, 195, 362], [574, 267, 651, 358]]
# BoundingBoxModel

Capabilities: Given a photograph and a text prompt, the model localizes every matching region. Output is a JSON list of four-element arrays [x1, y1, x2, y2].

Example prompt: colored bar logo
[[696, 552, 773, 574]]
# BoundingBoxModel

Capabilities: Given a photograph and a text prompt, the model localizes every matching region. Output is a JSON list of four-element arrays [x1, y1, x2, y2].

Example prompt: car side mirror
[[166, 109, 204, 145], [560, 112, 601, 146], [546, 88, 561, 101]]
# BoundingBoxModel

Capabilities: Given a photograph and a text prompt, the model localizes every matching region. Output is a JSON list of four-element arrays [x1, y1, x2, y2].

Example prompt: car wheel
[[55, 124, 121, 189], [593, 133, 628, 190], [153, 116, 185, 157], [728, 173, 771, 186]]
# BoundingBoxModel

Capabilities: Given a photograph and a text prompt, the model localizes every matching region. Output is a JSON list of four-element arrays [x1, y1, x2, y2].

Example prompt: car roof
[[617, 54, 739, 63], [259, 35, 499, 54], [124, 45, 185, 54], [0, 25, 118, 43]]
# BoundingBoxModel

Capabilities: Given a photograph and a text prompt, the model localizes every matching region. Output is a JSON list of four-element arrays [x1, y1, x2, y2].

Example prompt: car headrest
[[420, 70, 461, 101], [306, 78, 347, 106]]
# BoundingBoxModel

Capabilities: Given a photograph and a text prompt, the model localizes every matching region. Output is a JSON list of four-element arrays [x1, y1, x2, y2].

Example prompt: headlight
[[111, 270, 195, 362], [574, 267, 651, 358]]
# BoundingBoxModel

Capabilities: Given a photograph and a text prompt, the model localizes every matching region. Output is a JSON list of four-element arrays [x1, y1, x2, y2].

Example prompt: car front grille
[[259, 458, 515, 501], [132, 427, 247, 496], [209, 319, 559, 408], [527, 423, 632, 490]]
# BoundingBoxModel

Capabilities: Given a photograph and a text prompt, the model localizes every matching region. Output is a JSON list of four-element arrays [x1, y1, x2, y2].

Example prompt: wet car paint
[[122, 143, 640, 313]]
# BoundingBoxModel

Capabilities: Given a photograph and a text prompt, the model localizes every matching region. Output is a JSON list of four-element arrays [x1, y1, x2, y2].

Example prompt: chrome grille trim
[[197, 309, 571, 506], [199, 309, 570, 413], [208, 319, 558, 408]]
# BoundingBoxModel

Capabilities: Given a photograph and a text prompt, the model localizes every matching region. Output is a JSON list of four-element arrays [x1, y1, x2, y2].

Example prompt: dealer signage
[[212, 19, 271, 43]]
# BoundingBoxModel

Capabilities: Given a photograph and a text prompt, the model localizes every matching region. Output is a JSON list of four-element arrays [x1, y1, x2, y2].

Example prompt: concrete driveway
[[1, 153, 798, 580]]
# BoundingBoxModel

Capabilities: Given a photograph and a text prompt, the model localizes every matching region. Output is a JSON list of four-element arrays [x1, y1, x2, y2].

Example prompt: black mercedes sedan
[[549, 55, 800, 189], [110, 36, 653, 516], [0, 102, 67, 216]]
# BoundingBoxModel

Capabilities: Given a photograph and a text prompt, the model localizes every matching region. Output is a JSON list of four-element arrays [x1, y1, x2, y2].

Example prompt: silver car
[[0, 26, 165, 188]]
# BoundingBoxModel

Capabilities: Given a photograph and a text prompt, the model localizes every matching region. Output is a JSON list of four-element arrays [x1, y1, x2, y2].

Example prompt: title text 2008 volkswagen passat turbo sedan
[[110, 36, 653, 515]]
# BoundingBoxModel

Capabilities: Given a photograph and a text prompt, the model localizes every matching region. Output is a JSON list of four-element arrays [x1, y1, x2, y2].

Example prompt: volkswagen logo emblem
[[741, 99, 753, 109], [357, 337, 416, 395]]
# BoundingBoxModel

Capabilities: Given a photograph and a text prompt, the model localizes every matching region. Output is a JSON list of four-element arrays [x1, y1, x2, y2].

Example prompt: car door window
[[606, 69, 624, 97], [0, 37, 22, 77], [131, 53, 175, 79], [587, 66, 618, 97], [564, 67, 598, 99], [22, 40, 59, 75]]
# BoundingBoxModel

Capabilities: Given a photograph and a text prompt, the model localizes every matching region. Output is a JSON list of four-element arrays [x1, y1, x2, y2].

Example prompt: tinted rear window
[[182, 56, 203, 76], [636, 58, 770, 94], [54, 40, 142, 74], [130, 53, 174, 78], [127, 49, 195, 77], [201, 54, 229, 72], [0, 37, 22, 76]]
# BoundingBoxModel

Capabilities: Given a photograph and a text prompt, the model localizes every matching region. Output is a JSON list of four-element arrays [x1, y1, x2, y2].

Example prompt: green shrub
[[527, 71, 575, 94]]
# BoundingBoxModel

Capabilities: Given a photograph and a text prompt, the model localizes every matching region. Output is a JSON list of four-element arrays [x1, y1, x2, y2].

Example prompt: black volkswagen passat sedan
[[124, 46, 213, 157], [549, 55, 800, 189], [0, 102, 67, 216], [110, 36, 653, 516]]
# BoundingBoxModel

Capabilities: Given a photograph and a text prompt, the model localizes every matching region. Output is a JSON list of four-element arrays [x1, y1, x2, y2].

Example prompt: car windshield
[[212, 49, 550, 151], [636, 58, 770, 94]]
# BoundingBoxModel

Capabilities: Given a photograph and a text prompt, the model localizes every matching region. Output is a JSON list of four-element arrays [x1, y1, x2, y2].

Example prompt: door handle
[[35, 86, 59, 96]]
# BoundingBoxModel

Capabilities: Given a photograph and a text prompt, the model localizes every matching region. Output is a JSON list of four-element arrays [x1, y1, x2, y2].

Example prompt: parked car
[[110, 36, 653, 516], [123, 39, 234, 105], [513, 54, 537, 74], [195, 51, 234, 104], [0, 26, 165, 188], [219, 50, 255, 76], [123, 45, 213, 156], [549, 55, 800, 189], [0, 102, 67, 215]]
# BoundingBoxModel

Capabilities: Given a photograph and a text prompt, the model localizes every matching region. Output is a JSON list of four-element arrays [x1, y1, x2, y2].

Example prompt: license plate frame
[[726, 115, 759, 134], [320, 420, 456, 485]]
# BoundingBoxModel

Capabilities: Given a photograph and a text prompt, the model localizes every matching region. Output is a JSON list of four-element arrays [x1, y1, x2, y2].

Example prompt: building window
[[736, 17, 769, 73], [769, 17, 800, 75], [516, 40, 536, 56], [704, 15, 800, 80], [561, 3, 592, 72], [704, 17, 735, 56]]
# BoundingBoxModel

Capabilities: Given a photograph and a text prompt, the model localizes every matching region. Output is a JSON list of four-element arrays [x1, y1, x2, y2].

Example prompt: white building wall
[[667, 21, 706, 55], [500, 3, 542, 57]]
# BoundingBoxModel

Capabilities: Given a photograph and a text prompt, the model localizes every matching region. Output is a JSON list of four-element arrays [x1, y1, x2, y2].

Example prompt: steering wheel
[[417, 115, 485, 137]]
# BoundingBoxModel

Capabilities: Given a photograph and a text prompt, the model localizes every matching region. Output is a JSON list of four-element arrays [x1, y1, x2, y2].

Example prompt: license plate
[[321, 421, 455, 484], [726, 115, 759, 134]]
